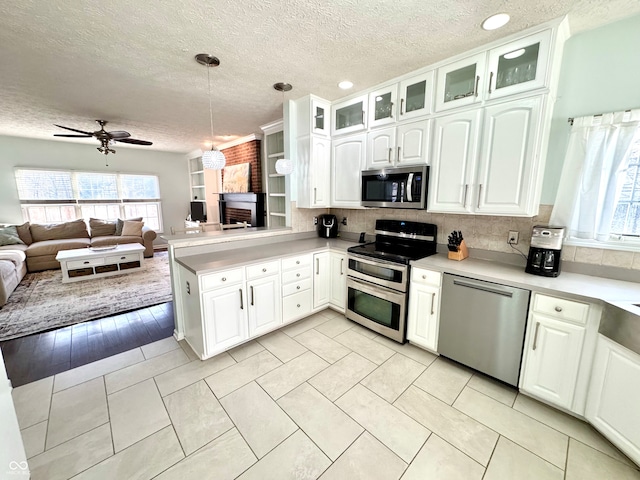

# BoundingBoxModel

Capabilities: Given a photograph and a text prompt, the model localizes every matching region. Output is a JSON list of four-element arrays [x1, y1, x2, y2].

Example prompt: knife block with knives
[[447, 230, 469, 261]]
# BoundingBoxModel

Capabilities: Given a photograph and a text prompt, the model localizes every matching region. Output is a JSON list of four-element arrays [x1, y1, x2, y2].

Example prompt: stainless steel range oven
[[346, 255, 408, 343], [346, 219, 438, 343]]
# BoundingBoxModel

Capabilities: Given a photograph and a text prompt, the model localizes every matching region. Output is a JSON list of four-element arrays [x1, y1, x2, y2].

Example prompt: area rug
[[0, 252, 172, 341]]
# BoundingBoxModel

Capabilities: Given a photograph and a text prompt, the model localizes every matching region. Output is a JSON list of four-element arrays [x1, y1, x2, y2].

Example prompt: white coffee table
[[55, 243, 145, 283]]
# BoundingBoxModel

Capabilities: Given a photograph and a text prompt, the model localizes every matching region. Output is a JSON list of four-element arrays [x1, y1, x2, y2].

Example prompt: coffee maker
[[525, 226, 565, 277]]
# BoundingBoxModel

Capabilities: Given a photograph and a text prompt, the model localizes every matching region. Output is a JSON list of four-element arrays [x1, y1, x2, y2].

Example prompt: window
[[15, 169, 163, 232]]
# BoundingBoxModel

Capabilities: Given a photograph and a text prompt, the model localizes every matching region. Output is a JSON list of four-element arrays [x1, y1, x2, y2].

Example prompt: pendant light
[[273, 82, 294, 175], [196, 54, 226, 170]]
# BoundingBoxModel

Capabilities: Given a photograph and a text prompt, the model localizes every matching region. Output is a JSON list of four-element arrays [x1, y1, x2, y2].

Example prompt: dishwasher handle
[[452, 278, 514, 298]]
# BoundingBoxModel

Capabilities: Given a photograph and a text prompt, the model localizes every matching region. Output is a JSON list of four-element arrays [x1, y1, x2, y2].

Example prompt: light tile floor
[[11, 309, 640, 480]]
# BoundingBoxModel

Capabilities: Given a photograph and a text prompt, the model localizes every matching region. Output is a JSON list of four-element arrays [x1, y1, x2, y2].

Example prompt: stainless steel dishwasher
[[438, 273, 531, 386]]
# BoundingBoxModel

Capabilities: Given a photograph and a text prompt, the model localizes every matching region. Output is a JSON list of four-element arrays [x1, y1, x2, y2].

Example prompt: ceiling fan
[[53, 119, 153, 156]]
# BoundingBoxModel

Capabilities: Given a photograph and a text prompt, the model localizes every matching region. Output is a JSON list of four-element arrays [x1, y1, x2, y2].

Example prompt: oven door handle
[[347, 253, 408, 272], [348, 277, 405, 301]]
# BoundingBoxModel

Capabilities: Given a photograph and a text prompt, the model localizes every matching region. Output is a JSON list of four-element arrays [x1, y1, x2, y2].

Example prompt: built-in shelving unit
[[261, 120, 290, 227]]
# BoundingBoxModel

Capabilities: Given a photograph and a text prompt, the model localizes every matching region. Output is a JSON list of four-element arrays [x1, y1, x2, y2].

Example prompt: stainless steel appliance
[[317, 214, 338, 238], [438, 273, 531, 386], [361, 166, 429, 209], [525, 225, 565, 277], [346, 219, 437, 343]]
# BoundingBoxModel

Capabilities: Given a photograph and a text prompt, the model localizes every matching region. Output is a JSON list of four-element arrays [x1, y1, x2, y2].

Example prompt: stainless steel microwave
[[361, 166, 429, 209]]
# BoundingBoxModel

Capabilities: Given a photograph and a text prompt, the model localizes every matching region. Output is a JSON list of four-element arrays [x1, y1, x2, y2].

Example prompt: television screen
[[190, 201, 207, 222]]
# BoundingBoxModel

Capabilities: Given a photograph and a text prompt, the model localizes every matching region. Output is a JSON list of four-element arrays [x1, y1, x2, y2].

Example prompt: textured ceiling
[[1, 0, 639, 154]]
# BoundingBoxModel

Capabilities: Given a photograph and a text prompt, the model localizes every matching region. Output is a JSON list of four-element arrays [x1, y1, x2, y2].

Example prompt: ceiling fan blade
[[54, 134, 93, 137], [115, 138, 153, 146], [54, 124, 94, 135], [108, 130, 131, 139]]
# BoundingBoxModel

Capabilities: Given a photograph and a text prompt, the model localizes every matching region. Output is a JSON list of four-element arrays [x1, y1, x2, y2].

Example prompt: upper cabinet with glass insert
[[368, 86, 398, 128], [332, 95, 367, 136], [296, 95, 330, 137], [486, 30, 551, 100], [435, 53, 486, 112], [398, 71, 434, 121]]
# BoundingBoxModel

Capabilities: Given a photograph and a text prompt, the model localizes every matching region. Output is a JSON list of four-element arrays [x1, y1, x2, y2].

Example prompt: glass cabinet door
[[368, 86, 398, 128], [486, 30, 551, 100], [435, 53, 485, 112], [399, 71, 434, 121], [332, 95, 367, 135], [311, 98, 330, 136]]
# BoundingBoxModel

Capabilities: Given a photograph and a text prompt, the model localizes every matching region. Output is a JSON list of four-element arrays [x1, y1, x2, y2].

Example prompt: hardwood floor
[[0, 302, 175, 387]]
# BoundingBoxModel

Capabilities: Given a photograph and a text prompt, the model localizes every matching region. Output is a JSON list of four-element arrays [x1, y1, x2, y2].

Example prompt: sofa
[[0, 219, 157, 305]]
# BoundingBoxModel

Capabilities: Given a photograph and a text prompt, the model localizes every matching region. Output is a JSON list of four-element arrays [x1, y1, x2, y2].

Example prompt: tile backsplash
[[290, 203, 640, 272]]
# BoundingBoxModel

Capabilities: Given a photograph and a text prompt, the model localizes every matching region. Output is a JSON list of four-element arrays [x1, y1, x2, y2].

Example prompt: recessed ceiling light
[[482, 13, 510, 31], [504, 48, 525, 60], [338, 80, 354, 90]]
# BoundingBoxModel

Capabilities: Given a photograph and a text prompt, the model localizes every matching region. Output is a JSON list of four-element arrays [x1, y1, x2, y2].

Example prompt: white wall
[[0, 135, 190, 238]]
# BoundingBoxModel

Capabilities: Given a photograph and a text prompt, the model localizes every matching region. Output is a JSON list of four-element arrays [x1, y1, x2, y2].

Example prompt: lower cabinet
[[313, 251, 331, 308], [586, 335, 640, 466], [281, 253, 313, 324], [202, 284, 248, 355], [329, 252, 346, 311], [407, 267, 441, 352], [519, 293, 598, 414], [247, 275, 281, 337]]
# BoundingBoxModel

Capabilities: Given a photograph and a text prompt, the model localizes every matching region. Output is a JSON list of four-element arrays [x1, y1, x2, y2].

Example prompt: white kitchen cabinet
[[407, 267, 441, 352], [586, 335, 640, 466], [247, 274, 281, 337], [428, 109, 482, 213], [281, 253, 313, 324], [435, 53, 486, 112], [368, 85, 398, 128], [329, 251, 346, 311], [475, 96, 543, 215], [202, 284, 248, 356], [332, 95, 367, 136], [398, 71, 434, 121], [313, 251, 330, 309], [311, 97, 331, 136], [296, 135, 330, 208], [366, 127, 396, 169], [331, 133, 366, 208], [486, 30, 552, 101]]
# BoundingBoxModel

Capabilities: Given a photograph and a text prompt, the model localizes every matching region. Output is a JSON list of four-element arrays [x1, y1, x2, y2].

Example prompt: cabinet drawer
[[411, 268, 442, 287], [283, 290, 312, 323], [281, 254, 312, 271], [283, 278, 312, 297], [105, 252, 141, 264], [532, 294, 589, 325], [282, 267, 312, 284], [246, 260, 280, 280], [201, 268, 243, 291], [67, 257, 104, 269]]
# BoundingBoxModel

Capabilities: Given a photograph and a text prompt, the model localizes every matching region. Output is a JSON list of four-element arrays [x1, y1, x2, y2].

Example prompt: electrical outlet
[[313, 216, 318, 225], [342, 217, 348, 226], [508, 230, 519, 245]]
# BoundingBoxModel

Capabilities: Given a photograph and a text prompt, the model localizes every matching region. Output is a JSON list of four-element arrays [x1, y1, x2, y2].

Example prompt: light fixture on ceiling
[[196, 53, 226, 170], [481, 13, 510, 31], [503, 48, 525, 60], [338, 80, 354, 90], [273, 82, 294, 175]]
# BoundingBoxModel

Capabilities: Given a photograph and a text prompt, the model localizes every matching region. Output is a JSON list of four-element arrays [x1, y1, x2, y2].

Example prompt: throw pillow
[[121, 220, 144, 237], [0, 226, 25, 246], [16, 222, 32, 245], [30, 219, 89, 241], [115, 217, 143, 236], [89, 218, 117, 237]]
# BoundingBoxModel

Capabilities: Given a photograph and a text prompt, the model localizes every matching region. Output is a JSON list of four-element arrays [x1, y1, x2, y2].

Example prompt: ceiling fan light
[[275, 158, 294, 175], [202, 147, 226, 170]]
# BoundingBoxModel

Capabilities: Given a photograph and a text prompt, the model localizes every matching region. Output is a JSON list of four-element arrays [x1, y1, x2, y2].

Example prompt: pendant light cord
[[207, 64, 214, 146]]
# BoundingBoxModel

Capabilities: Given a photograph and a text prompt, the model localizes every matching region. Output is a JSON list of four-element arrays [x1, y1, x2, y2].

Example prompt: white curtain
[[550, 109, 640, 241]]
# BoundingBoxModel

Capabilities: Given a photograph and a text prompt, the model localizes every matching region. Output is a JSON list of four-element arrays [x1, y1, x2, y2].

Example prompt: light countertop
[[162, 227, 294, 248], [176, 238, 355, 275]]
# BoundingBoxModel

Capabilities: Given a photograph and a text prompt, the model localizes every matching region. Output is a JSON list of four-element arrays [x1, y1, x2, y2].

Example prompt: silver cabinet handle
[[361, 111, 365, 125], [314, 187, 317, 203], [488, 71, 494, 94], [296, 273, 301, 277], [389, 101, 394, 119], [296, 260, 300, 265], [400, 98, 405, 115], [297, 285, 301, 290], [388, 148, 392, 163], [532, 322, 541, 350], [316, 258, 319, 275], [430, 293, 435, 315], [340, 258, 344, 275], [397, 146, 401, 163], [422, 274, 426, 279], [474, 75, 480, 97], [222, 277, 227, 282], [239, 288, 244, 310], [186, 281, 190, 295], [463, 184, 469, 207], [297, 304, 301, 308], [120, 256, 126, 260], [555, 306, 563, 312], [262, 268, 267, 272], [83, 261, 90, 264], [477, 184, 483, 208], [250, 286, 254, 306]]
